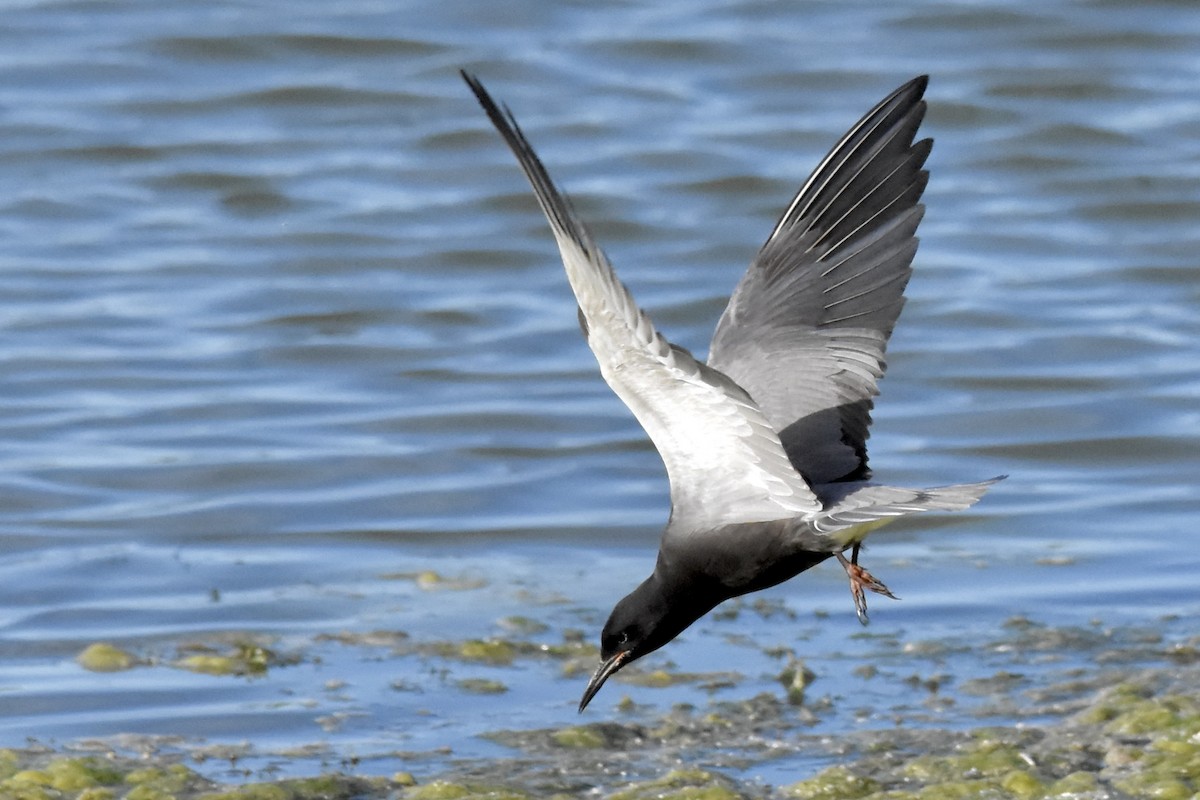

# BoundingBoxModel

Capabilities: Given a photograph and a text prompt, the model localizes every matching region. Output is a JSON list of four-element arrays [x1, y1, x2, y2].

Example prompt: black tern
[[462, 71, 1002, 713]]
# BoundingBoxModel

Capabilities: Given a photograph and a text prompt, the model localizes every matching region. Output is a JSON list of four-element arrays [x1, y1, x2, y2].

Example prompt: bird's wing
[[463, 72, 822, 529], [707, 76, 931, 486]]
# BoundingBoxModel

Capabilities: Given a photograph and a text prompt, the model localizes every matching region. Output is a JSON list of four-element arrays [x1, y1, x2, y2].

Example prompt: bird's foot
[[835, 549, 897, 626]]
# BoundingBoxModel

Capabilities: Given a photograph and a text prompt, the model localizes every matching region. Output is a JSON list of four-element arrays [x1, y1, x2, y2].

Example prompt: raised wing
[[708, 76, 931, 486], [463, 72, 822, 528]]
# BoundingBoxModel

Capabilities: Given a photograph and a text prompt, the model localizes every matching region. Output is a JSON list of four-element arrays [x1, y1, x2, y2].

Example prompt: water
[[0, 0, 1198, 788]]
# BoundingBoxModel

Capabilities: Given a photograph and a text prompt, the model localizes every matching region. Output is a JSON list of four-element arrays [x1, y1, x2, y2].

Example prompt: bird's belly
[[735, 548, 832, 595], [829, 517, 898, 548]]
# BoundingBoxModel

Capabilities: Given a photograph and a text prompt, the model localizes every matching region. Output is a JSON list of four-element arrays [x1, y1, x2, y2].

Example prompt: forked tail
[[813, 476, 1005, 538]]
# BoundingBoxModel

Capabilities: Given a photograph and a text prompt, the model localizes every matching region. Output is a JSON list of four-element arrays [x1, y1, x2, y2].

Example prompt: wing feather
[[708, 76, 931, 485], [463, 72, 822, 527]]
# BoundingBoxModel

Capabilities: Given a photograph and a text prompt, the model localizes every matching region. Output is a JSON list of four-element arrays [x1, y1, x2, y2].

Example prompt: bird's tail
[[812, 476, 1005, 543]]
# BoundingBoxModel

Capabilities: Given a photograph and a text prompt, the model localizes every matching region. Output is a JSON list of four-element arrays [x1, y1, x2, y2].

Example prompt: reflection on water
[[0, 0, 1198, 783]]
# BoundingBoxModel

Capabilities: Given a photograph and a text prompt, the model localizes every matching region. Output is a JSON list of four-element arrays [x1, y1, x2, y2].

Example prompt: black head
[[577, 590, 651, 712], [578, 572, 720, 712]]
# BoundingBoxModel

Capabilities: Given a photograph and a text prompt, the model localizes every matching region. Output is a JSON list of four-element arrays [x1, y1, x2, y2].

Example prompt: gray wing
[[463, 72, 822, 528], [707, 76, 931, 486]]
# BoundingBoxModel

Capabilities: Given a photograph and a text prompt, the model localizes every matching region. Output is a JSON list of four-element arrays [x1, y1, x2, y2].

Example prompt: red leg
[[836, 544, 897, 625]]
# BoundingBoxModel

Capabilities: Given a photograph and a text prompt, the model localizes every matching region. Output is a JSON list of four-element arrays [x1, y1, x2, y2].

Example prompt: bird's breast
[[661, 519, 832, 598]]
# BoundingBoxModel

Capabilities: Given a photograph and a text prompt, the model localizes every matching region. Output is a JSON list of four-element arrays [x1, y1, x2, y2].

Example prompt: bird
[[461, 70, 1003, 713]]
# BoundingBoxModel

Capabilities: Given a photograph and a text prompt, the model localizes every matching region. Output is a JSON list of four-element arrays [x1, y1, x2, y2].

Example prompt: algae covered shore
[[19, 602, 1200, 800], [3, 660, 1198, 799]]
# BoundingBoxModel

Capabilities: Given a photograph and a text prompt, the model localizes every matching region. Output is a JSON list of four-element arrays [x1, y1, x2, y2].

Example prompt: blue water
[[0, 0, 1197, 787]]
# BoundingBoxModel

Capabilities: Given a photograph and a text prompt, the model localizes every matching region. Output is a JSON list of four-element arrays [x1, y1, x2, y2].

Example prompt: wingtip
[[460, 69, 486, 102], [459, 69, 516, 138], [906, 75, 930, 97], [891, 74, 929, 107]]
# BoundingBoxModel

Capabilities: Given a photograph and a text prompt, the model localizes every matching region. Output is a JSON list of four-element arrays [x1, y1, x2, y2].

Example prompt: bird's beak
[[578, 650, 630, 713]]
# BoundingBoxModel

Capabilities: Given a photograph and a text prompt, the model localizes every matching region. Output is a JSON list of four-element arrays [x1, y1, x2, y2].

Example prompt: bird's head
[[577, 592, 649, 712], [578, 571, 719, 712]]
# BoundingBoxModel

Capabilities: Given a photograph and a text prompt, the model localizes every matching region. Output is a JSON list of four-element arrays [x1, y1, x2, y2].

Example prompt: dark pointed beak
[[578, 650, 630, 713]]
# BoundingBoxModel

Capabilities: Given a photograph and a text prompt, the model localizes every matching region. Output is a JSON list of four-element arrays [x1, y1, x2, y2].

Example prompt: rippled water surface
[[1, 0, 1198, 787]]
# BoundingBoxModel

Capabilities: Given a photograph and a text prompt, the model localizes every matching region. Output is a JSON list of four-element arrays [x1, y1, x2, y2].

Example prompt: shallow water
[[0, 0, 1198, 789]]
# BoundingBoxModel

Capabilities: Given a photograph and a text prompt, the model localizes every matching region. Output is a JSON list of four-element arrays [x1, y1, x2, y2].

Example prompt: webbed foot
[[835, 543, 897, 625]]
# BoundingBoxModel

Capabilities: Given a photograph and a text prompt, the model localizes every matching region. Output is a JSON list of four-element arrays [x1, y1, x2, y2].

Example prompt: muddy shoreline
[[12, 617, 1199, 799]]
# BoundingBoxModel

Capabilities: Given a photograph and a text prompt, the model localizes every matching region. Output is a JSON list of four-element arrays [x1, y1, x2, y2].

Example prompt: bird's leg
[[835, 542, 897, 626]]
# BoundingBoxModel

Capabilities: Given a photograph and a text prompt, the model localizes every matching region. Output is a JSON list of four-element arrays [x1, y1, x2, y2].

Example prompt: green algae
[[448, 634, 1200, 799], [50, 758, 123, 791], [77, 642, 138, 672], [1111, 773, 1194, 800], [456, 639, 516, 665], [195, 774, 393, 800], [125, 763, 212, 797], [904, 739, 1029, 782], [608, 768, 743, 800], [0, 748, 19, 780], [383, 570, 487, 592], [959, 670, 1026, 696], [174, 633, 300, 677], [404, 782, 474, 800], [400, 632, 594, 683], [196, 785, 292, 800], [78, 789, 117, 800], [998, 769, 1043, 799], [0, 757, 132, 800], [574, 659, 1196, 796], [319, 623, 596, 677], [777, 658, 816, 705], [1082, 682, 1200, 737], [587, 665, 741, 693], [457, 678, 508, 694], [538, 640, 596, 660], [425, 637, 521, 665], [1164, 642, 1200, 663], [619, 669, 676, 688], [127, 764, 191, 787], [287, 774, 393, 797], [485, 720, 645, 752], [177, 654, 248, 676], [429, 634, 599, 668], [0, 755, 409, 800], [1046, 771, 1100, 795], [315, 630, 410, 649], [9, 768, 53, 785], [785, 764, 879, 799], [0, 661, 1198, 799], [852, 664, 878, 680], [400, 779, 529, 799], [11, 618, 1200, 800], [6, 786, 55, 800], [550, 726, 607, 749], [174, 640, 291, 677]]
